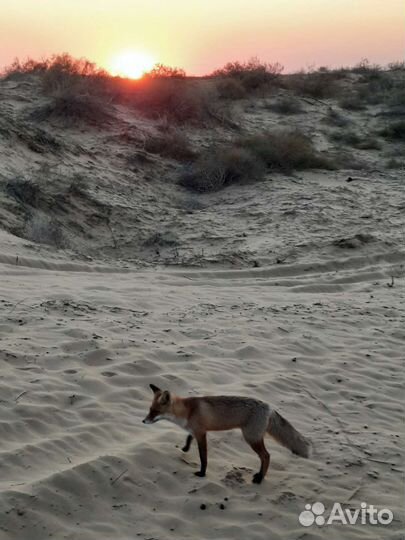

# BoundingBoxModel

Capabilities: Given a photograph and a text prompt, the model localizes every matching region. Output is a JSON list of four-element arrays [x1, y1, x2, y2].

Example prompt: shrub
[[24, 212, 65, 248], [131, 78, 215, 124], [329, 130, 381, 150], [145, 63, 186, 79], [216, 78, 247, 100], [2, 57, 49, 79], [266, 96, 303, 114], [237, 130, 333, 172], [2, 53, 108, 95], [179, 129, 333, 192], [30, 91, 113, 126], [287, 71, 341, 99], [179, 146, 265, 192], [212, 57, 283, 91], [143, 130, 196, 161], [379, 121, 405, 141], [323, 108, 351, 127], [386, 157, 404, 169], [339, 94, 366, 111], [6, 178, 41, 206]]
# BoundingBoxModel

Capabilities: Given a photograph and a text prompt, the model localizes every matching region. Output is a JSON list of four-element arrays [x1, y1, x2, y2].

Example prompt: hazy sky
[[0, 0, 404, 75]]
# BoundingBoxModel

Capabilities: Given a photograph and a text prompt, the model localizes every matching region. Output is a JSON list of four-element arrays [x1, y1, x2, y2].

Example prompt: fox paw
[[252, 473, 263, 484], [181, 446, 190, 452], [194, 471, 206, 478]]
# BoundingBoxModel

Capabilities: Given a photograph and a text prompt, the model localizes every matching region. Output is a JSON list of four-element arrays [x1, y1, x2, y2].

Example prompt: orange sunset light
[[109, 50, 156, 79]]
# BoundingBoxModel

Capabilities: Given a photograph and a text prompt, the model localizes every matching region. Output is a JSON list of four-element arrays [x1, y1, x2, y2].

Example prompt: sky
[[0, 0, 404, 76]]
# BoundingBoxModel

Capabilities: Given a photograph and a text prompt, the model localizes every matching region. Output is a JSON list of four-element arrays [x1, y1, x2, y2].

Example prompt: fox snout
[[142, 415, 154, 424]]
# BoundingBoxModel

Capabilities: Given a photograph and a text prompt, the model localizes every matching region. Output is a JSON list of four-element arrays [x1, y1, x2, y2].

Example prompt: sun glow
[[109, 50, 156, 79]]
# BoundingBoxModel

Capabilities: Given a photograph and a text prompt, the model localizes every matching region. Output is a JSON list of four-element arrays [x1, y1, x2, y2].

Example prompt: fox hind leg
[[182, 434, 193, 452], [244, 437, 270, 484]]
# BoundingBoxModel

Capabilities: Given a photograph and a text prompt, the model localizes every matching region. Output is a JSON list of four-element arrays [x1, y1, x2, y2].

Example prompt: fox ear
[[150, 384, 161, 394], [160, 390, 170, 405]]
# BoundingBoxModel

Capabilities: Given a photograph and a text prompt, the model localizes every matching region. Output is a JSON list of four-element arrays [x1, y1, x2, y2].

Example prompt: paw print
[[299, 502, 325, 527]]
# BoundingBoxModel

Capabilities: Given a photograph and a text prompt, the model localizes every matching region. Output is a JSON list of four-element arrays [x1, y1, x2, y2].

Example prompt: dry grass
[[237, 130, 333, 172], [179, 129, 333, 192], [265, 96, 303, 114], [129, 79, 217, 124], [216, 78, 247, 100], [179, 147, 265, 192], [286, 71, 342, 100], [24, 212, 65, 248], [329, 130, 382, 150], [211, 58, 283, 93], [30, 91, 113, 126], [143, 130, 196, 161], [323, 108, 352, 127], [379, 121, 405, 141]]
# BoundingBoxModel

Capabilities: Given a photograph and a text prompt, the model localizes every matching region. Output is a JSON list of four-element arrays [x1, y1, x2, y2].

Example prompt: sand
[[0, 72, 404, 539], [0, 244, 404, 539]]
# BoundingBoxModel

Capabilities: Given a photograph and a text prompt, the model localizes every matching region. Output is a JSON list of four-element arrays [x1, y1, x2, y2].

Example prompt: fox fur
[[143, 384, 311, 484]]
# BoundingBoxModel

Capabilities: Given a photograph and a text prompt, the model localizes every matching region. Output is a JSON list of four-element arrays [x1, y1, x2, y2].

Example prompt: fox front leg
[[194, 433, 207, 477], [182, 434, 193, 452]]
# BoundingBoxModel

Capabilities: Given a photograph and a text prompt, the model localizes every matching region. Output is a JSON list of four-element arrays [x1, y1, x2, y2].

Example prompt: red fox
[[143, 384, 311, 484]]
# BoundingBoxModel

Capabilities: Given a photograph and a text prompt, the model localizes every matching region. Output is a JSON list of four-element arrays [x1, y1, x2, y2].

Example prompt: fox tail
[[267, 410, 311, 458]]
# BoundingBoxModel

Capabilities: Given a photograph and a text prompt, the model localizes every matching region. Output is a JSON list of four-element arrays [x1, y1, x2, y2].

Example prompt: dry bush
[[386, 157, 404, 169], [266, 96, 303, 114], [388, 87, 405, 108], [179, 147, 265, 192], [237, 130, 333, 172], [323, 108, 351, 127], [339, 93, 366, 111], [216, 78, 247, 100], [287, 71, 342, 99], [6, 177, 41, 206], [212, 57, 283, 92], [340, 66, 404, 108], [41, 54, 107, 94], [329, 130, 381, 150], [24, 212, 65, 248], [379, 121, 405, 141], [145, 64, 186, 79], [350, 59, 385, 79], [30, 91, 113, 126], [130, 78, 220, 124], [3, 54, 108, 95], [143, 130, 196, 161], [2, 57, 49, 79], [179, 129, 332, 192]]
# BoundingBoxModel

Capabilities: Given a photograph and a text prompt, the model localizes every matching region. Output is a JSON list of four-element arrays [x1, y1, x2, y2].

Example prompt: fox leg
[[194, 433, 207, 477], [246, 438, 270, 484], [182, 434, 193, 452]]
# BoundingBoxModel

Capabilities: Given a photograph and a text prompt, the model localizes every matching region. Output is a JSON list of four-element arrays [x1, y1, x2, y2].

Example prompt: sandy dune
[[0, 247, 404, 539], [0, 70, 404, 539]]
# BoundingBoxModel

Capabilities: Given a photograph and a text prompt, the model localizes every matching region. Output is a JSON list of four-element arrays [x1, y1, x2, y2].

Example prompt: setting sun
[[109, 50, 156, 79]]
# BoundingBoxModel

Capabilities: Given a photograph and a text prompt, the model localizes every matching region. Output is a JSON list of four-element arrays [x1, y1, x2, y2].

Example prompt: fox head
[[142, 384, 172, 424]]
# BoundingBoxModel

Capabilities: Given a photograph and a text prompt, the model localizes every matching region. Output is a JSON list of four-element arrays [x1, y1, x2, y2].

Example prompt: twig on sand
[[344, 484, 363, 503], [110, 468, 128, 486], [14, 391, 28, 402]]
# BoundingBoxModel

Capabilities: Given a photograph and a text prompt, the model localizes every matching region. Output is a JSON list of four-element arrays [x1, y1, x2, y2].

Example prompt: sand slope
[[0, 251, 404, 539]]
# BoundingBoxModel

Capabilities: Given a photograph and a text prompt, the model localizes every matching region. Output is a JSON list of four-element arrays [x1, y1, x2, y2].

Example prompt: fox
[[143, 384, 311, 484]]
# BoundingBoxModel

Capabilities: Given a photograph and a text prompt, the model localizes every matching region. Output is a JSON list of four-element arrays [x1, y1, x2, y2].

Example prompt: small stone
[[200, 504, 206, 510]]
